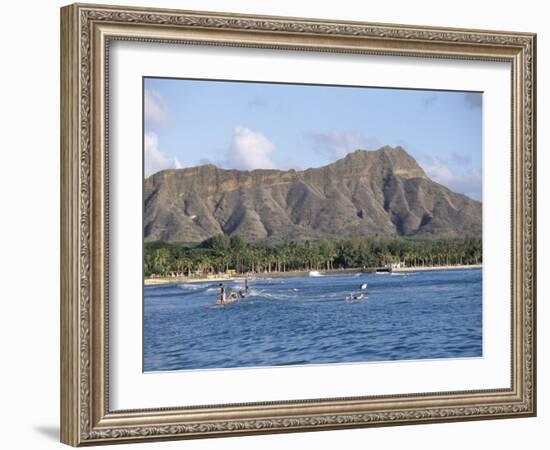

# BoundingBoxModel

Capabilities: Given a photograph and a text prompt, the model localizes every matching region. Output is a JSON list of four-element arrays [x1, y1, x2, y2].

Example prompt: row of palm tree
[[144, 235, 482, 278]]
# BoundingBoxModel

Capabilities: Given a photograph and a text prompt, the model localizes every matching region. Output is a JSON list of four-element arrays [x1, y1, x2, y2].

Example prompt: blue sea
[[143, 268, 482, 372]]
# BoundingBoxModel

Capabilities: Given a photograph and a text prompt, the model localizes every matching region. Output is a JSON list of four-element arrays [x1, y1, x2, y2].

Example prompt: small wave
[[232, 288, 267, 300], [177, 283, 209, 290], [260, 292, 295, 300]]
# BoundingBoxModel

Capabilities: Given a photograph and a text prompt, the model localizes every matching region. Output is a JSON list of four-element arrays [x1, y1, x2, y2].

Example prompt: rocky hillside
[[144, 146, 481, 242]]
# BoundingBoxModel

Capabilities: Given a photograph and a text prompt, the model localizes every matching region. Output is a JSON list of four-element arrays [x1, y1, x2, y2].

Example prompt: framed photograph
[[60, 3, 536, 446]]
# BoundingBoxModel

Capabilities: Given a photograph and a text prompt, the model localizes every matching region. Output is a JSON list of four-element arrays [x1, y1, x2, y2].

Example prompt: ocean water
[[143, 268, 482, 372]]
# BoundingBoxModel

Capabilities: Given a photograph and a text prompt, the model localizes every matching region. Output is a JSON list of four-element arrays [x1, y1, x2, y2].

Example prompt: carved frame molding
[[61, 3, 536, 446]]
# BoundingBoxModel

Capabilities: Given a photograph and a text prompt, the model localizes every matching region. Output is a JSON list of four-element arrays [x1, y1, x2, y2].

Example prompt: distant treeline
[[144, 235, 482, 278]]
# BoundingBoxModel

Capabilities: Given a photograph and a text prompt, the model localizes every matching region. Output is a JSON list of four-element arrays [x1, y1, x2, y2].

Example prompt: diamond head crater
[[144, 146, 481, 244]]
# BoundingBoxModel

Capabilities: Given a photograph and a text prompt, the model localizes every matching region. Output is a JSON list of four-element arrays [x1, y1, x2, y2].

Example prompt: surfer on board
[[219, 283, 226, 305]]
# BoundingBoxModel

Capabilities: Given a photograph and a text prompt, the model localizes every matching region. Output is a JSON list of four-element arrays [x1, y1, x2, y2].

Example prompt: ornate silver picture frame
[[60, 3, 536, 446]]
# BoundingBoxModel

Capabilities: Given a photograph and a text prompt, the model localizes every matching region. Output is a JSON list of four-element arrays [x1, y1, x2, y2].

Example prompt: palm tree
[[153, 248, 170, 276]]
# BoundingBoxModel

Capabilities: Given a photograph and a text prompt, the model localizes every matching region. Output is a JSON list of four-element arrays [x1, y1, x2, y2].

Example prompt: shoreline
[[144, 268, 361, 286], [393, 264, 482, 272], [144, 264, 482, 286]]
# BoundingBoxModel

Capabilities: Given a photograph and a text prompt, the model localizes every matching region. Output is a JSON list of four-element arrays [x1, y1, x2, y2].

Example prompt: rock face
[[144, 146, 482, 242]]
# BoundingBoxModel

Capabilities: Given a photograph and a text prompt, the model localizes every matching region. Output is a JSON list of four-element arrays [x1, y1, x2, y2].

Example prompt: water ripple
[[144, 269, 482, 371]]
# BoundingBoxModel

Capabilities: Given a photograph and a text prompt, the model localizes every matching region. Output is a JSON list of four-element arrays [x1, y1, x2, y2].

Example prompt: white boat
[[309, 270, 323, 277]]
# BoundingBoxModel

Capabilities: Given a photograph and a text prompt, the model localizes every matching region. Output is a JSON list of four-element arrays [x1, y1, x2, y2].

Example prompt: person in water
[[219, 283, 226, 305], [237, 278, 249, 299]]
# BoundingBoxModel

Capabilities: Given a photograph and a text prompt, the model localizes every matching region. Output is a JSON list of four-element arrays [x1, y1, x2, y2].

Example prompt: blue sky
[[144, 78, 482, 200]]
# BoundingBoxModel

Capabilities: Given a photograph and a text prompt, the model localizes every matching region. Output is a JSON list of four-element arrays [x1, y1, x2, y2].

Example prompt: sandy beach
[[392, 264, 482, 272], [144, 275, 246, 286]]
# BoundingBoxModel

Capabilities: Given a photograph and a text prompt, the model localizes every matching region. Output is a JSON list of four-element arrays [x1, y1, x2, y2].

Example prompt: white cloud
[[225, 127, 276, 170], [144, 131, 181, 177], [306, 130, 380, 160], [421, 158, 482, 201], [144, 89, 169, 128]]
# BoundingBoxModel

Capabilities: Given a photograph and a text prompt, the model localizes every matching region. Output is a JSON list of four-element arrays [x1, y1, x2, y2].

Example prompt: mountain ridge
[[144, 146, 481, 243]]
